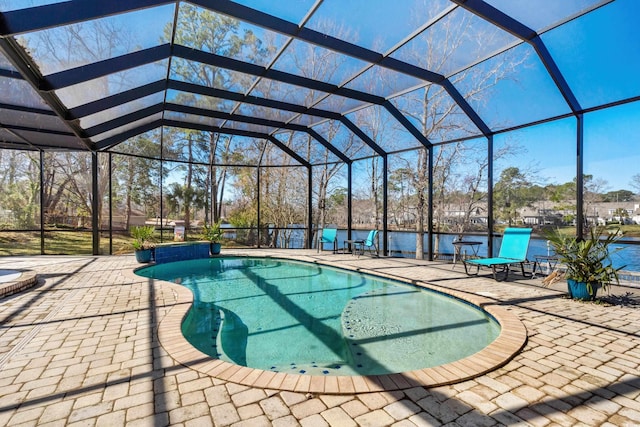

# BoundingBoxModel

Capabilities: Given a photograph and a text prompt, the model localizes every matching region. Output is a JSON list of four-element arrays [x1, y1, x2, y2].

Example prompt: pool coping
[[0, 270, 38, 299], [140, 254, 527, 394]]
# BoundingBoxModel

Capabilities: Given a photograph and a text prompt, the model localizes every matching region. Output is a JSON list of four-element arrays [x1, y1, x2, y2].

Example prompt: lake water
[[306, 229, 640, 273], [392, 232, 639, 273]]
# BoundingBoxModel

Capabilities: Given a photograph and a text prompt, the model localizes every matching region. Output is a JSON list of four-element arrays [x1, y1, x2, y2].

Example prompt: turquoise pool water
[[137, 257, 500, 376]]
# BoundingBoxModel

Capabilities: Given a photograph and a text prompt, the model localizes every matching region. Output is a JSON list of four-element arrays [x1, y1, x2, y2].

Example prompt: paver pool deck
[[0, 250, 639, 426]]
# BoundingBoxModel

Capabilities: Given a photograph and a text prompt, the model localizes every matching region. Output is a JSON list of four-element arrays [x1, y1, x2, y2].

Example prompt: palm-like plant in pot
[[544, 226, 625, 300], [202, 220, 224, 255], [131, 225, 156, 263]]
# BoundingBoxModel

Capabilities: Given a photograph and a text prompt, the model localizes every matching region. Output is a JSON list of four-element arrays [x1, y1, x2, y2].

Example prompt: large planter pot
[[210, 242, 222, 255], [567, 279, 600, 301], [135, 249, 153, 263]]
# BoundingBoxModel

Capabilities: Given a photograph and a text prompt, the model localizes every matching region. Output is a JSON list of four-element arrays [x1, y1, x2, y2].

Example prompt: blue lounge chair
[[318, 228, 337, 253], [463, 228, 532, 281], [344, 229, 379, 256], [358, 229, 379, 256]]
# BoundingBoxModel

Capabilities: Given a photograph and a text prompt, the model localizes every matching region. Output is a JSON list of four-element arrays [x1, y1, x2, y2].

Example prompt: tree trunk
[[415, 148, 428, 260]]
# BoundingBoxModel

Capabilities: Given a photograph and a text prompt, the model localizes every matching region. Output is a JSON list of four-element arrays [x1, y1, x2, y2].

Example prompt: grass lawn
[[0, 225, 637, 256], [545, 224, 640, 238], [0, 229, 211, 256], [0, 231, 134, 256]]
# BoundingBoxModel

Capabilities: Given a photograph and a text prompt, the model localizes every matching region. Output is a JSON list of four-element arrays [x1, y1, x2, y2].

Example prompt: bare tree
[[110, 130, 163, 230], [164, 3, 270, 229], [17, 14, 143, 242], [583, 174, 610, 228], [259, 139, 308, 247], [274, 20, 367, 241], [630, 174, 640, 195], [0, 150, 40, 228], [390, 10, 529, 259], [352, 105, 400, 228]]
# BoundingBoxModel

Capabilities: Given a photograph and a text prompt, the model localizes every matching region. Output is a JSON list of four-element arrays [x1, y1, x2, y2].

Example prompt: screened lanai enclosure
[[1, 0, 639, 259]]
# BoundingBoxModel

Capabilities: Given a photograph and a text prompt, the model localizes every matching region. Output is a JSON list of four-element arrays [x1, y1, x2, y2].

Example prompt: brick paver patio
[[0, 250, 639, 426]]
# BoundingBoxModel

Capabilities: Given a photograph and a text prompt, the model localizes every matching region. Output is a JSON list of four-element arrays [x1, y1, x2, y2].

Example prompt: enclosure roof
[[0, 0, 637, 161]]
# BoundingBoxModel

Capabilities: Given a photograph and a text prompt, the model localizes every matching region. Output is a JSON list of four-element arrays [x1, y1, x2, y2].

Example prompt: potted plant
[[543, 226, 625, 300], [131, 225, 156, 263], [202, 220, 224, 255]]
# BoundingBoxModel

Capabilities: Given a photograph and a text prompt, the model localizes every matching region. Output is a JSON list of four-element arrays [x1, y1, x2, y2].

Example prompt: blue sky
[[492, 0, 640, 192], [242, 0, 639, 194], [5, 0, 637, 194], [503, 106, 640, 192]]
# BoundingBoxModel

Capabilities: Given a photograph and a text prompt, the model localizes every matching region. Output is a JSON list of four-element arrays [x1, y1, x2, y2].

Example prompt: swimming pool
[[138, 256, 502, 377]]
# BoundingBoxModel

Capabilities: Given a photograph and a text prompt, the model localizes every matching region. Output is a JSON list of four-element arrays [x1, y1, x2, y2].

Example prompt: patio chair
[[318, 228, 338, 253], [357, 229, 379, 257], [463, 228, 532, 281], [344, 229, 379, 256]]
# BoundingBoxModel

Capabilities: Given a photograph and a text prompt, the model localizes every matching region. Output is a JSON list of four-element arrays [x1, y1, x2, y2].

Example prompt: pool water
[[137, 257, 500, 376]]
